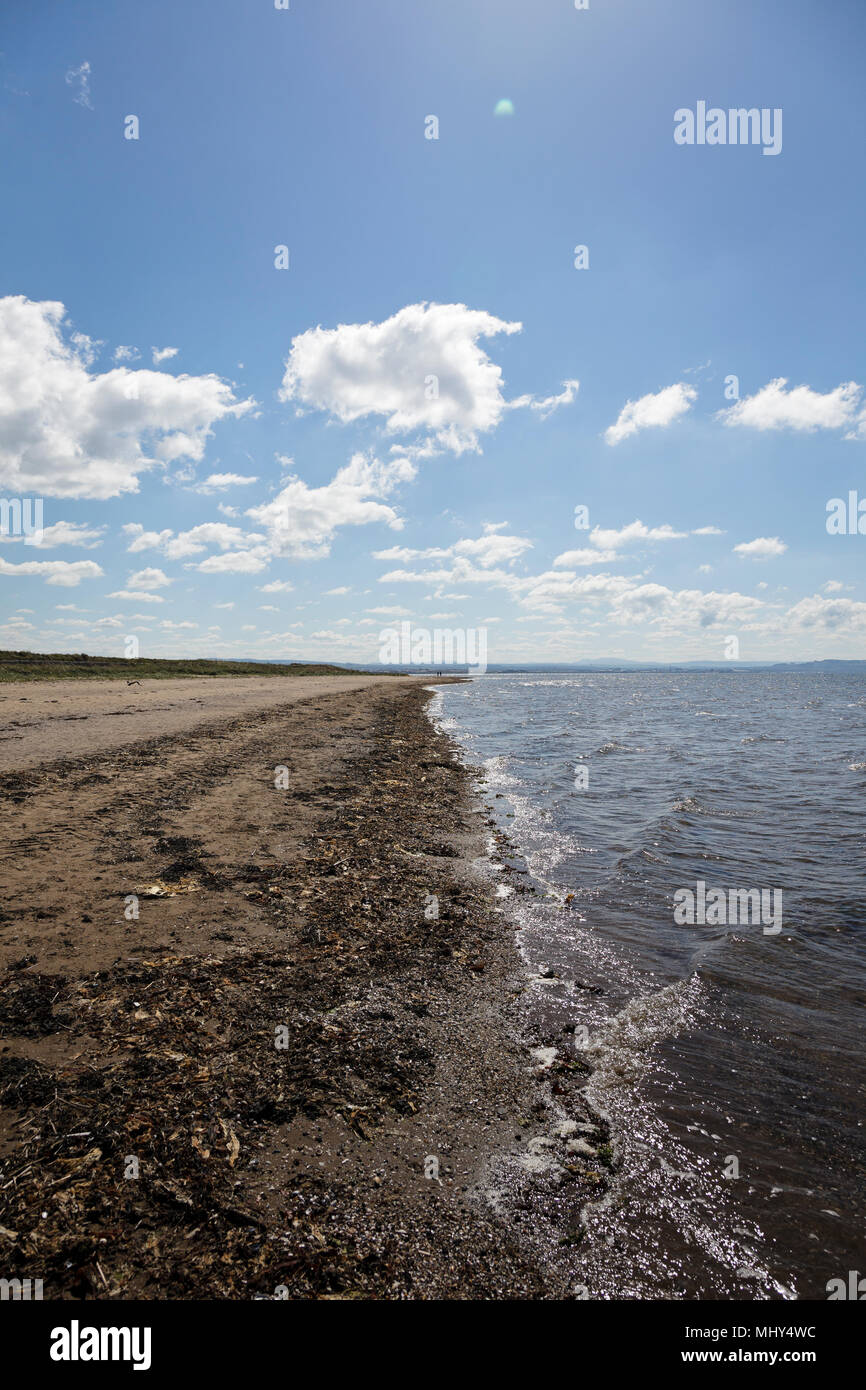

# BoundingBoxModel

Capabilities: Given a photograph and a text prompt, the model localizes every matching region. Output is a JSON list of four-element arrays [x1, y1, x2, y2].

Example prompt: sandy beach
[[0, 674, 415, 772], [0, 676, 606, 1299]]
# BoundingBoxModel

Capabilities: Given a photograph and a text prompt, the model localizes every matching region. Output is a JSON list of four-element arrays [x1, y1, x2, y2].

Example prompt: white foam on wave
[[584, 975, 702, 1106], [481, 752, 520, 787]]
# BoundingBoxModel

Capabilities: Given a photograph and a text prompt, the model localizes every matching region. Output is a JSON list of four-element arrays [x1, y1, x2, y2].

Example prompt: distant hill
[[4, 650, 863, 682], [330, 658, 866, 674]]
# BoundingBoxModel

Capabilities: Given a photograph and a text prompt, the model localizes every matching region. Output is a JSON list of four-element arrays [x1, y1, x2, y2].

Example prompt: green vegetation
[[0, 650, 367, 683]]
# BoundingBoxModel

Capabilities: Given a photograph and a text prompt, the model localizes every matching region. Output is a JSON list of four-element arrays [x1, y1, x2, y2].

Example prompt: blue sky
[[0, 0, 864, 663]]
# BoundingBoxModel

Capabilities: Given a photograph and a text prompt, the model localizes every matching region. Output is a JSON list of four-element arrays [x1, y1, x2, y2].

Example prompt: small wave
[[672, 796, 703, 814], [481, 753, 520, 788], [637, 847, 667, 864], [483, 754, 507, 771], [616, 846, 669, 869], [849, 761, 866, 771], [585, 975, 703, 1099], [670, 796, 743, 820]]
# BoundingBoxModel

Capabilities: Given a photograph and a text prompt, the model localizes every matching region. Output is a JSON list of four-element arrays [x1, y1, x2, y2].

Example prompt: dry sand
[[0, 674, 417, 772], [0, 676, 608, 1299]]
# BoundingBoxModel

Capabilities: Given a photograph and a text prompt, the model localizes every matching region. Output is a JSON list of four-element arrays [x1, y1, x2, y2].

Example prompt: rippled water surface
[[433, 672, 866, 1299]]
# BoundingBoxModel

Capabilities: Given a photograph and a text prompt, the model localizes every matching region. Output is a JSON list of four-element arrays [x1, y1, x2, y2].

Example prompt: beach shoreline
[[0, 677, 606, 1299]]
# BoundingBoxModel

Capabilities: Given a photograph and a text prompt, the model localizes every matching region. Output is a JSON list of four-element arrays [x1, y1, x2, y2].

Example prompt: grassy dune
[[0, 650, 366, 683]]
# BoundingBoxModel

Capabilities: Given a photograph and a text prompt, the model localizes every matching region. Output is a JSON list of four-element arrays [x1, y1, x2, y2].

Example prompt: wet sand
[[0, 677, 606, 1299]]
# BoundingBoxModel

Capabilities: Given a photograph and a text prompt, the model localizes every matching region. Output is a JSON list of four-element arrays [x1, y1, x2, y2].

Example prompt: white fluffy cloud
[[0, 521, 104, 549], [197, 550, 270, 574], [0, 297, 254, 498], [375, 528, 776, 637], [785, 594, 866, 632], [378, 551, 773, 635], [108, 589, 165, 603], [733, 536, 787, 558], [246, 452, 414, 560], [373, 545, 452, 563], [720, 378, 861, 432], [509, 379, 580, 419], [374, 526, 532, 573], [280, 302, 523, 453], [605, 383, 697, 445], [452, 530, 533, 567], [550, 547, 620, 567], [118, 452, 415, 578], [126, 567, 172, 591], [122, 522, 265, 560], [608, 584, 765, 629], [280, 303, 578, 454], [0, 557, 102, 586], [195, 473, 258, 493], [553, 519, 688, 567], [512, 568, 769, 631]]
